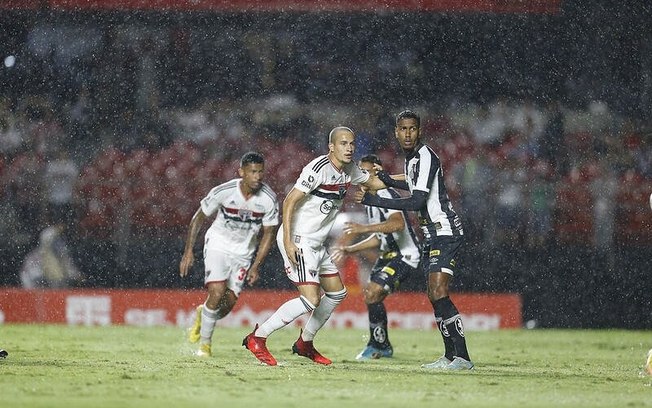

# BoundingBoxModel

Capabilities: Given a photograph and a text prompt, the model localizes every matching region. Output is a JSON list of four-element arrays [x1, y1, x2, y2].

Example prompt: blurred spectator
[[43, 148, 79, 225], [589, 159, 618, 261], [524, 160, 555, 249], [0, 111, 24, 158], [539, 100, 567, 176], [19, 222, 83, 289], [5, 151, 44, 236]]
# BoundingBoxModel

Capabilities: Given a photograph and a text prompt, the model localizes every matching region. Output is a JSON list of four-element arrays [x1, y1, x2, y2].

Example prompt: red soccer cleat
[[242, 324, 277, 366], [292, 330, 332, 365]]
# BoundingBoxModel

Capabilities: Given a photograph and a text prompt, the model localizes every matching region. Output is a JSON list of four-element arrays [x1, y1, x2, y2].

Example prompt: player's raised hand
[[354, 189, 367, 204]]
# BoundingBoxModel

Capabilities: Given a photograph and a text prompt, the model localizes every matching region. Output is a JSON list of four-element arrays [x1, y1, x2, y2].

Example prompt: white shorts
[[277, 230, 339, 286], [203, 248, 251, 296]]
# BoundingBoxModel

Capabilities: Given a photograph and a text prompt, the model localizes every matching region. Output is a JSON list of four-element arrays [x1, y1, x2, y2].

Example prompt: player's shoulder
[[257, 182, 278, 202], [208, 179, 239, 196], [305, 155, 330, 174]]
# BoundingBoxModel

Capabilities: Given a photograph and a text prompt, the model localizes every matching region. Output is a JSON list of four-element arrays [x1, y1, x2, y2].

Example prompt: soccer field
[[0, 325, 650, 408]]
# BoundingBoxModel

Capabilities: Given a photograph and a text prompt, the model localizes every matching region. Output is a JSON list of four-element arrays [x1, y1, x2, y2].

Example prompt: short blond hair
[[328, 126, 354, 144]]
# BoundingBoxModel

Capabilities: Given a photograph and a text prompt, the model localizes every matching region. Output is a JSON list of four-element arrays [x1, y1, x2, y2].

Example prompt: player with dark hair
[[180, 151, 279, 357], [242, 127, 386, 366], [355, 110, 474, 370], [332, 154, 420, 360]]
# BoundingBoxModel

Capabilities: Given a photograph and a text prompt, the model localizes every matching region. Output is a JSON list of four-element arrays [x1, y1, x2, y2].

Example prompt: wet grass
[[1, 325, 650, 408]]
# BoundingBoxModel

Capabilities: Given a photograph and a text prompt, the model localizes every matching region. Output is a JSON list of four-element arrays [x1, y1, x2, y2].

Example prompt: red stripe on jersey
[[319, 182, 351, 192], [223, 207, 265, 217]]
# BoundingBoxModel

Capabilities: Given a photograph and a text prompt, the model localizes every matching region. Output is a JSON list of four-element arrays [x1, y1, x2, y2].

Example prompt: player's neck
[[328, 153, 344, 171], [239, 182, 255, 199]]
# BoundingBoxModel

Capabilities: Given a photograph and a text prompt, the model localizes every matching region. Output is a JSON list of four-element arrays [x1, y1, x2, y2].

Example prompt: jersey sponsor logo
[[320, 199, 336, 214], [301, 175, 314, 189], [429, 249, 441, 256]]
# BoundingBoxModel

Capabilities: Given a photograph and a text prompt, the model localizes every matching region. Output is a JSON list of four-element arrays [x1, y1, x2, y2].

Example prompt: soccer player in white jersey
[[180, 152, 279, 357], [331, 154, 420, 360], [355, 110, 474, 370], [242, 126, 386, 366]]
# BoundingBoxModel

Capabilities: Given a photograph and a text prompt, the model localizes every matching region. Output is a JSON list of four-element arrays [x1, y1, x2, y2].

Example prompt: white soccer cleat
[[421, 356, 452, 369]]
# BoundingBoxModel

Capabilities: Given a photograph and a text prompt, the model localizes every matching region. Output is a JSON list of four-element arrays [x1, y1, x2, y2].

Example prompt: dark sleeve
[[376, 170, 410, 190], [361, 190, 428, 211]]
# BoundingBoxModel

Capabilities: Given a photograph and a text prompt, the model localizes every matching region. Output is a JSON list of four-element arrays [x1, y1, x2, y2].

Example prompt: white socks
[[256, 295, 315, 338], [199, 303, 219, 344], [302, 288, 347, 341]]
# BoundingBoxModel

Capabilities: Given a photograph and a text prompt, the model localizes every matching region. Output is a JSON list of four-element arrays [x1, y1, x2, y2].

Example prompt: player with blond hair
[[242, 127, 386, 366]]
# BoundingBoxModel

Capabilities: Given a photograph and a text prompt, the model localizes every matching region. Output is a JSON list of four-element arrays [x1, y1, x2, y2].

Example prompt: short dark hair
[[240, 151, 264, 167], [359, 154, 382, 166], [395, 109, 420, 127]]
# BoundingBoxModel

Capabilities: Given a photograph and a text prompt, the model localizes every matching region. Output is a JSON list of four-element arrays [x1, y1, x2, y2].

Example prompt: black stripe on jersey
[[416, 145, 464, 237], [312, 156, 330, 173], [310, 190, 343, 200]]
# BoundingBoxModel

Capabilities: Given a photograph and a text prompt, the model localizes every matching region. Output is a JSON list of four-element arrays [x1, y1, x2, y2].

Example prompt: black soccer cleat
[[0, 349, 8, 359]]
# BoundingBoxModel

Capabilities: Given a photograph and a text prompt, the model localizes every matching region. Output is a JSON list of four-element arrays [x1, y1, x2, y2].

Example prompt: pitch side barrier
[[0, 289, 521, 330]]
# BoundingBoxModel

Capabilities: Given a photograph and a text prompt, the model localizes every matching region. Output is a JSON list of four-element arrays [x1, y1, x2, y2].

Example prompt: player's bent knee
[[325, 287, 347, 304]]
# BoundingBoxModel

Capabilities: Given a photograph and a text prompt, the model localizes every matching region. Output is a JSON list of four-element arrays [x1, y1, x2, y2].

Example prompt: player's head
[[239, 151, 265, 193], [395, 109, 421, 152], [358, 154, 382, 176], [395, 109, 420, 128], [328, 126, 356, 168], [240, 151, 264, 168]]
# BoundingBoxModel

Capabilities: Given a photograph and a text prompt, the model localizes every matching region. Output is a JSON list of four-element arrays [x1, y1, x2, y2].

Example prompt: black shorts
[[369, 255, 418, 293], [423, 235, 464, 276]]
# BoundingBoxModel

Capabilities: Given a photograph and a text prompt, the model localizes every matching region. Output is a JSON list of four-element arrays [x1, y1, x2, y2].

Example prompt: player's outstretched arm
[[179, 208, 207, 277]]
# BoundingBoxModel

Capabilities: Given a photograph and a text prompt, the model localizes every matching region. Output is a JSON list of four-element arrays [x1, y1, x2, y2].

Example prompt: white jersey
[[365, 188, 420, 268], [200, 179, 279, 258], [289, 155, 370, 243]]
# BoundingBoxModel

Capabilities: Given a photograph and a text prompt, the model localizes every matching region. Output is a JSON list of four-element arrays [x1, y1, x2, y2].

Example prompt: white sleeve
[[200, 185, 224, 216], [293, 166, 321, 194], [349, 163, 371, 185]]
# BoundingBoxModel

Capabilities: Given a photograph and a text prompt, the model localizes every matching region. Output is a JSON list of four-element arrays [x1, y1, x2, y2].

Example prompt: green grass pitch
[[1, 324, 650, 408]]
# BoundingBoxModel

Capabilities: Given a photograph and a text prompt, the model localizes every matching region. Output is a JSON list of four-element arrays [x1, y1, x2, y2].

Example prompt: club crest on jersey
[[320, 200, 335, 214], [239, 209, 253, 221]]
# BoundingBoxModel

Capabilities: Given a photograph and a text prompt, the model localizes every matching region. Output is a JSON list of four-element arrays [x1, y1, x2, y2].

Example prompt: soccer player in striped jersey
[[332, 154, 421, 360], [180, 152, 279, 358], [242, 126, 386, 366], [355, 110, 474, 370]]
